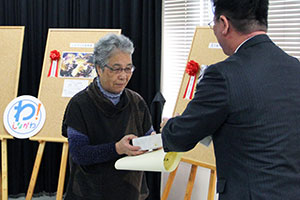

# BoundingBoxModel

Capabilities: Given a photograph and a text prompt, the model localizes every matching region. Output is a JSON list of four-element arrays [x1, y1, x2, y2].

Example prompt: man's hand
[[115, 134, 147, 156], [160, 113, 180, 132], [160, 117, 169, 132]]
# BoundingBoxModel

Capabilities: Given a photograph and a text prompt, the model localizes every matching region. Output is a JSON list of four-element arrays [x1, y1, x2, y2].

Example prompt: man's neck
[[231, 31, 266, 54], [242, 31, 267, 42]]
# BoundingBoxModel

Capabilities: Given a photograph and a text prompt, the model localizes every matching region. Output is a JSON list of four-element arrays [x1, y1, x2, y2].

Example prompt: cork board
[[174, 27, 227, 169], [30, 29, 121, 143], [0, 26, 25, 140]]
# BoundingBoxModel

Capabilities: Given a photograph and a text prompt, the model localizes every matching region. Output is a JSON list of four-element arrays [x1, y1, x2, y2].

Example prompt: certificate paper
[[132, 134, 162, 151], [115, 149, 182, 172]]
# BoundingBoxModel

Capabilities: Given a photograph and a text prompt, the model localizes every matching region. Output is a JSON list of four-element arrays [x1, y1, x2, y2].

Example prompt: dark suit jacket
[[162, 34, 300, 200]]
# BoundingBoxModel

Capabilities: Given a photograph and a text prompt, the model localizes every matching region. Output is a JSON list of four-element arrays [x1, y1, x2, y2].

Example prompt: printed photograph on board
[[59, 52, 97, 78]]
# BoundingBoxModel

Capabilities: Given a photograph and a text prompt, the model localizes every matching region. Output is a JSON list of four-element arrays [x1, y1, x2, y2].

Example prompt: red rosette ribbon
[[185, 60, 199, 76], [47, 50, 61, 77], [183, 60, 200, 99]]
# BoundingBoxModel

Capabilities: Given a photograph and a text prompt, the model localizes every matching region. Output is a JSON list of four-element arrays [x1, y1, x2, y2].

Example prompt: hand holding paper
[[115, 133, 182, 172], [132, 134, 162, 151], [115, 134, 146, 156]]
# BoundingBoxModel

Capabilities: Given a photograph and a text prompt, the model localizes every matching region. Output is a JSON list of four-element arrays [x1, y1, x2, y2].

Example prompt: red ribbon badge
[[47, 50, 61, 77], [183, 60, 199, 99]]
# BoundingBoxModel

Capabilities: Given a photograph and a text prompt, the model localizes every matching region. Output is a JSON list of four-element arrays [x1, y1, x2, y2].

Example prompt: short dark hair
[[211, 0, 269, 33]]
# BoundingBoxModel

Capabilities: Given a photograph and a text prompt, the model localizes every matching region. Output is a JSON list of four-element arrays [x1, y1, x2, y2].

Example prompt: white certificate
[[115, 148, 182, 172]]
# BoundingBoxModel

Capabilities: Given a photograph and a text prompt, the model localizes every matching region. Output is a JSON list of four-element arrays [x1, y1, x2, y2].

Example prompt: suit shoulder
[[208, 54, 243, 73]]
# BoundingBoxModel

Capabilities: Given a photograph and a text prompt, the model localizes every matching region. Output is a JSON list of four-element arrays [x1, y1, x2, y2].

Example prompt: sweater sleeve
[[145, 126, 155, 136], [67, 126, 120, 165]]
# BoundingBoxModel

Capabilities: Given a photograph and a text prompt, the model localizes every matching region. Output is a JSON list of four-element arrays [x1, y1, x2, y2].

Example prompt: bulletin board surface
[[174, 27, 227, 168], [30, 29, 121, 143], [0, 26, 25, 139]]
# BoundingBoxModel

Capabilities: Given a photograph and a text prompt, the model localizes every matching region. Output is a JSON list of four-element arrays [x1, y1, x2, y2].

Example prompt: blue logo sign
[[3, 95, 46, 139]]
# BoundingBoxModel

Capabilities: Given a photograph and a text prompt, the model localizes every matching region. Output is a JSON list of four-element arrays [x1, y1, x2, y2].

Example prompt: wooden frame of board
[[0, 26, 25, 200]]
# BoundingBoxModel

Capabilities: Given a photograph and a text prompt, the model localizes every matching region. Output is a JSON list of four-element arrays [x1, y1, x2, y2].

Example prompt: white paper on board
[[70, 43, 94, 48], [208, 42, 221, 49], [62, 79, 89, 97], [115, 149, 182, 172]]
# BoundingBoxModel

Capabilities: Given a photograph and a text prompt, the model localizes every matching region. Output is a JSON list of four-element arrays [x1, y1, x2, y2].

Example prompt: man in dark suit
[[161, 0, 300, 199]]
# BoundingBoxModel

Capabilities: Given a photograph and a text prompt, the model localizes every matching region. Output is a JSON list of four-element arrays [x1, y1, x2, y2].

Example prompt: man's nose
[[118, 70, 127, 79]]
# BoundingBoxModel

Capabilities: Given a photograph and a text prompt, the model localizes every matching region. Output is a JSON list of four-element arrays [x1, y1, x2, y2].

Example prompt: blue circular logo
[[3, 95, 46, 139]]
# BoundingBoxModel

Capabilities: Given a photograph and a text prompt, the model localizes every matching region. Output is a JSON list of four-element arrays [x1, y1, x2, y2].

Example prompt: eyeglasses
[[104, 64, 135, 74], [208, 16, 229, 29], [208, 20, 215, 29]]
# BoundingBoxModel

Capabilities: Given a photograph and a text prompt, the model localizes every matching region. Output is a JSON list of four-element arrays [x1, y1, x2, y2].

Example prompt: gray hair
[[93, 34, 134, 71]]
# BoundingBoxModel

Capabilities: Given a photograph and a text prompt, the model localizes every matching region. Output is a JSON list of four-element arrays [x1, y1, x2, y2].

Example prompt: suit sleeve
[[162, 65, 229, 152]]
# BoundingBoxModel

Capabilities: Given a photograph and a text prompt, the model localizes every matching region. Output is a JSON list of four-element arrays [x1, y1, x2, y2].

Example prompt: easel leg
[[0, 166, 1, 200], [161, 165, 179, 200], [56, 142, 68, 200], [184, 164, 197, 200], [207, 169, 216, 200], [26, 141, 46, 200], [1, 139, 8, 200]]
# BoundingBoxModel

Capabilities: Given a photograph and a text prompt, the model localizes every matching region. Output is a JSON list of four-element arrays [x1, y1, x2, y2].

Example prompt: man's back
[[213, 34, 300, 200]]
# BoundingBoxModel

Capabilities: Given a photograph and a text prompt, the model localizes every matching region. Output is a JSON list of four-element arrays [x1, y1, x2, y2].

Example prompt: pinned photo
[[59, 52, 97, 78]]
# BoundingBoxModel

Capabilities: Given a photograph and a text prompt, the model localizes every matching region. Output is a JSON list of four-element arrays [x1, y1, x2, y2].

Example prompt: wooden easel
[[161, 149, 216, 200], [26, 139, 69, 200], [25, 29, 121, 200], [1, 137, 10, 200], [0, 26, 25, 200], [161, 27, 227, 199]]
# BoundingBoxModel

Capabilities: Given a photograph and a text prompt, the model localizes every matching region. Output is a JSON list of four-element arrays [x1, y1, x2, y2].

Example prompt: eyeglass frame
[[104, 64, 135, 74], [208, 20, 215, 29], [208, 16, 230, 29]]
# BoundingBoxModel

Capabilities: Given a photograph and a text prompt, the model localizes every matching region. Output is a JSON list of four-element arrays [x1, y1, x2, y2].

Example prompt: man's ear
[[219, 15, 230, 35]]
